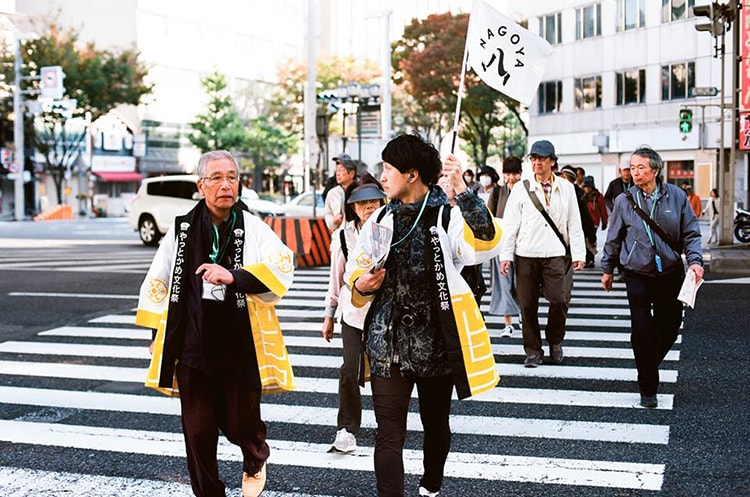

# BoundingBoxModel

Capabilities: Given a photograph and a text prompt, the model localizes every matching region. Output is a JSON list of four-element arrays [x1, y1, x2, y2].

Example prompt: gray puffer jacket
[[601, 181, 703, 276]]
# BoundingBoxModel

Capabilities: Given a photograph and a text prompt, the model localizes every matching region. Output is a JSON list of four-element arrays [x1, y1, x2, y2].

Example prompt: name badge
[[202, 281, 226, 301]]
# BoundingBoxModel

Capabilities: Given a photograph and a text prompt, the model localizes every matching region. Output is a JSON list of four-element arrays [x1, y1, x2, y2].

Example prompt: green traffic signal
[[679, 109, 693, 133]]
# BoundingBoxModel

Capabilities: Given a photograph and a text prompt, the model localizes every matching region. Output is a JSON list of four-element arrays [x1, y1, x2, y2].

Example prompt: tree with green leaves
[[188, 70, 246, 153], [392, 12, 528, 167], [0, 20, 152, 205], [243, 115, 299, 191]]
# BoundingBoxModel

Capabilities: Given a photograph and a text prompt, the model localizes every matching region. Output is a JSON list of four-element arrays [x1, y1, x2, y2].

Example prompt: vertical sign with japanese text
[[739, 1, 750, 150]]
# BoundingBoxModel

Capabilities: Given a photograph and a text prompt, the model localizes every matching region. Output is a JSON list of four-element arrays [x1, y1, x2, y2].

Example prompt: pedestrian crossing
[[0, 256, 682, 496]]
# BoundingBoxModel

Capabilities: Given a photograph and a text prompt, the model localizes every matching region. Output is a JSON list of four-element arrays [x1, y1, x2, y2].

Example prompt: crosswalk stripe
[[0, 386, 668, 444], [32, 327, 680, 361], [0, 362, 674, 410], [36, 325, 681, 345], [88, 312, 639, 329], [0, 420, 664, 490], [0, 343, 678, 382]]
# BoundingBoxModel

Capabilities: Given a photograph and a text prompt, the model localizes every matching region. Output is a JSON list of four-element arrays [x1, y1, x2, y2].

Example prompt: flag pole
[[451, 9, 473, 154]]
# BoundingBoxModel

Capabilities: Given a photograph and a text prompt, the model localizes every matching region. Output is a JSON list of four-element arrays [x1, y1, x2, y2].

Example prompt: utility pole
[[695, 1, 737, 245], [726, 0, 739, 245], [13, 37, 25, 222]]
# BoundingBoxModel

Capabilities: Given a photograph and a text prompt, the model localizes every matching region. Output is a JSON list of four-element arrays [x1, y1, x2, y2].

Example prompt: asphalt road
[[0, 217, 748, 496]]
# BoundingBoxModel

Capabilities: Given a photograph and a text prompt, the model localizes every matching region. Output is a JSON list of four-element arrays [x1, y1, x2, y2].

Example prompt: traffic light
[[679, 108, 693, 133], [694, 2, 726, 37]]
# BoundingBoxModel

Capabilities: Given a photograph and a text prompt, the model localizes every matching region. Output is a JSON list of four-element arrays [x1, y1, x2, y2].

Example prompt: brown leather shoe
[[550, 344, 564, 365], [242, 462, 266, 497]]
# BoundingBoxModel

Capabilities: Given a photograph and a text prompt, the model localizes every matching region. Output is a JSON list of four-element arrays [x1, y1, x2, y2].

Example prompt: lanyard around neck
[[210, 210, 237, 264], [391, 190, 430, 248], [636, 185, 659, 247]]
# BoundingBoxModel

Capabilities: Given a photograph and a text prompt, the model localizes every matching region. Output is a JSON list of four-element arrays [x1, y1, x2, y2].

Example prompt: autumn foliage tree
[[392, 12, 527, 166], [269, 56, 380, 139]]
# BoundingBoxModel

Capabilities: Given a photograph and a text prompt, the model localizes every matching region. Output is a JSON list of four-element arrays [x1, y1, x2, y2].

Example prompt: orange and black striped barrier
[[265, 217, 331, 267]]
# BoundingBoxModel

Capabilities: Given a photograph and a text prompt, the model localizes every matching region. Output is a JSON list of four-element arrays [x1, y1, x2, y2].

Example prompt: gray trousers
[[514, 255, 572, 357]]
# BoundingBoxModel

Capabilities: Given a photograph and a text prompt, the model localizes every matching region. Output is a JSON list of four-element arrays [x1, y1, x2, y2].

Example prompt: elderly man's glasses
[[203, 174, 239, 185]]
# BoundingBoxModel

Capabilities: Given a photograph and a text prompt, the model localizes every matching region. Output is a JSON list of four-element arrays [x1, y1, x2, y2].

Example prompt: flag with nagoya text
[[466, 0, 553, 106]]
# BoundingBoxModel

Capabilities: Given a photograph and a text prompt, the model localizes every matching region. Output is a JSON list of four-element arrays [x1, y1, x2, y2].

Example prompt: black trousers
[[515, 255, 571, 357], [623, 269, 684, 396], [370, 366, 454, 497], [176, 363, 269, 497], [337, 321, 363, 434]]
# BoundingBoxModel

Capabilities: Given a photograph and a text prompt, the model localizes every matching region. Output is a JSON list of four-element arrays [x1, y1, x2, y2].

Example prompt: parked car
[[240, 188, 285, 218], [281, 191, 324, 217], [129, 175, 282, 246], [129, 175, 200, 246]]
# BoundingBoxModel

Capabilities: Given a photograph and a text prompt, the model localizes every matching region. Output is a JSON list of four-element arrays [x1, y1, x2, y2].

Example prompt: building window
[[661, 62, 695, 100], [616, 69, 646, 105], [575, 76, 602, 110], [538, 81, 563, 114], [576, 4, 602, 40], [539, 12, 562, 45], [661, 0, 695, 22], [616, 0, 646, 31]]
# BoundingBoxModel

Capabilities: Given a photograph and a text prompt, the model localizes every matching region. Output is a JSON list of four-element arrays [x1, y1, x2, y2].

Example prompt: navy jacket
[[601, 181, 703, 276]]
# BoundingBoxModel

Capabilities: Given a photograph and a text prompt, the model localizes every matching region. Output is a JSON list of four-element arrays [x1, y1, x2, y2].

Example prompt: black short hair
[[632, 146, 663, 173], [381, 133, 442, 186], [502, 156, 522, 174]]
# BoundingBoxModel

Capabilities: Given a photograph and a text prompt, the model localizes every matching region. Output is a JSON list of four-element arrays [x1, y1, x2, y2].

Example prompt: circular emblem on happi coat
[[146, 278, 168, 304]]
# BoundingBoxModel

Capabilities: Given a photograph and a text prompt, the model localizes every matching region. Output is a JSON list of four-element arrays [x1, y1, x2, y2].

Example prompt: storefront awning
[[93, 171, 143, 182]]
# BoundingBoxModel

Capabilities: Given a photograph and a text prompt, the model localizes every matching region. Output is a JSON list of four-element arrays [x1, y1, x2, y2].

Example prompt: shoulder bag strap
[[523, 180, 571, 258], [624, 191, 682, 255]]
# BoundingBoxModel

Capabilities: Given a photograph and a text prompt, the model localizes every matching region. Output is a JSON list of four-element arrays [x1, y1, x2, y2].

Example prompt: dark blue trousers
[[624, 269, 684, 396]]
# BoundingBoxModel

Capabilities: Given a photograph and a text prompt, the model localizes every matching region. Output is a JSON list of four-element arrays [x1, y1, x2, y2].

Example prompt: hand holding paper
[[677, 268, 704, 309], [369, 222, 393, 273]]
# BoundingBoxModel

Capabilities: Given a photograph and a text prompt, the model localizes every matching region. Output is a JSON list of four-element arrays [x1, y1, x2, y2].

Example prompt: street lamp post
[[337, 82, 381, 162]]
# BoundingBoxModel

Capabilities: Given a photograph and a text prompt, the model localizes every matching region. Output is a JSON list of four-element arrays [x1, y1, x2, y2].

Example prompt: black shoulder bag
[[523, 180, 571, 259], [624, 191, 682, 256]]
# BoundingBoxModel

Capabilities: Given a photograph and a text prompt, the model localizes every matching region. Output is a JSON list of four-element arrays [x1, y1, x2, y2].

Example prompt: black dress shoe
[[640, 394, 658, 408]]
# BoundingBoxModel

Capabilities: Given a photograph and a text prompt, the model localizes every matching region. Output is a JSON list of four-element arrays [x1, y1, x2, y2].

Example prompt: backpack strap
[[339, 229, 348, 261], [441, 204, 451, 232]]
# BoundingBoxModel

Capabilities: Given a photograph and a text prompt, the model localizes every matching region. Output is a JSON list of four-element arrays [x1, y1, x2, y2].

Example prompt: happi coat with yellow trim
[[345, 199, 503, 400], [135, 205, 296, 397]]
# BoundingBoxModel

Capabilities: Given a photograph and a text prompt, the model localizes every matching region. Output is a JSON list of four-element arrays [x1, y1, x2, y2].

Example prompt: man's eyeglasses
[[528, 154, 548, 161], [202, 174, 239, 185]]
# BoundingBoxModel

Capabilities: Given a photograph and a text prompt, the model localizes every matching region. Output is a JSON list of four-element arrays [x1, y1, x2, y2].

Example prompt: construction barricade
[[265, 216, 331, 268]]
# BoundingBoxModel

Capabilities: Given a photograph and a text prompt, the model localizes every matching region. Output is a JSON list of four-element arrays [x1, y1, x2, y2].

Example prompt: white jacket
[[324, 220, 370, 329], [499, 176, 586, 262]]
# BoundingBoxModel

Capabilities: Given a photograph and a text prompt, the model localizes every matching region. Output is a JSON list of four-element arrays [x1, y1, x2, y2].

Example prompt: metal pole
[[304, 0, 317, 196], [342, 105, 347, 153], [723, 0, 739, 244], [718, 26, 728, 243], [13, 37, 25, 222], [382, 10, 392, 147], [357, 102, 362, 161]]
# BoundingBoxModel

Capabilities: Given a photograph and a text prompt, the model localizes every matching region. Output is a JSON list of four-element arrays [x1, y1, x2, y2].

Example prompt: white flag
[[466, 0, 553, 106]]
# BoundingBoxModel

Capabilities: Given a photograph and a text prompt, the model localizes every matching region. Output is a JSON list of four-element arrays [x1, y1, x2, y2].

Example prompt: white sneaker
[[332, 428, 356, 453], [419, 486, 439, 496], [500, 325, 514, 338]]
